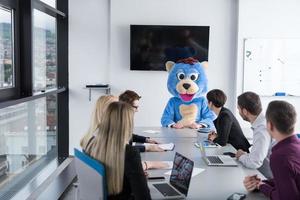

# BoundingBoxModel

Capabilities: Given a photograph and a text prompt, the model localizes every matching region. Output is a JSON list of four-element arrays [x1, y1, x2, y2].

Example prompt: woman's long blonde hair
[[80, 95, 118, 149], [85, 102, 134, 195]]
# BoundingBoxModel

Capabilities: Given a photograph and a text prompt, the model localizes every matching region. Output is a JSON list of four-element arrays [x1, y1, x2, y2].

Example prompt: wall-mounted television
[[130, 25, 210, 71]]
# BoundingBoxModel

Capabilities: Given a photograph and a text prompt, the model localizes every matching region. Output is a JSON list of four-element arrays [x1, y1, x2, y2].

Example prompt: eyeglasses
[[132, 105, 139, 109]]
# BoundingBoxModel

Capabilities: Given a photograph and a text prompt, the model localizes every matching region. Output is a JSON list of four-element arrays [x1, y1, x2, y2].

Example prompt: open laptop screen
[[170, 152, 194, 196]]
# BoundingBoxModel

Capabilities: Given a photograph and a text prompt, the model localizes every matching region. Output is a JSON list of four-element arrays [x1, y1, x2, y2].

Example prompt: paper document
[[143, 130, 160, 134], [144, 143, 175, 151], [158, 143, 175, 151], [164, 167, 205, 177]]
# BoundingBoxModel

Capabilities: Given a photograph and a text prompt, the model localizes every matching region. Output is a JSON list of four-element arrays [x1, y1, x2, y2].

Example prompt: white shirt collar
[[251, 112, 265, 129]]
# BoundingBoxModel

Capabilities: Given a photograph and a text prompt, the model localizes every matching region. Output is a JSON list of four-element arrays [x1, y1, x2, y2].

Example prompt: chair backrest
[[74, 148, 107, 200]]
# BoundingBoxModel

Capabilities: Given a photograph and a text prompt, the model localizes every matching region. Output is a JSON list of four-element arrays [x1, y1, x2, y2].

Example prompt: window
[[40, 0, 56, 8], [0, 95, 57, 198], [0, 0, 68, 198], [33, 9, 57, 93], [0, 7, 14, 90]]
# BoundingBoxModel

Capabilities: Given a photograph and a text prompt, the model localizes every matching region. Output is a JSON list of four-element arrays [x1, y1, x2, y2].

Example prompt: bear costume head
[[166, 57, 208, 102]]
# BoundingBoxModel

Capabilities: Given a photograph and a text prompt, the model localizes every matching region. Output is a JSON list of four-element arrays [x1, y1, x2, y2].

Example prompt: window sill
[[0, 87, 66, 109]]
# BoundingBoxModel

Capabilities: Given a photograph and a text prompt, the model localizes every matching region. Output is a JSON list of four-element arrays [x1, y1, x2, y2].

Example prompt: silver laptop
[[149, 152, 194, 199], [199, 142, 238, 167]]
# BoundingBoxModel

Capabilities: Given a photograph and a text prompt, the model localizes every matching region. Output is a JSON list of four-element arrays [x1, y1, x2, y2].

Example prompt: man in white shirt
[[235, 92, 273, 179]]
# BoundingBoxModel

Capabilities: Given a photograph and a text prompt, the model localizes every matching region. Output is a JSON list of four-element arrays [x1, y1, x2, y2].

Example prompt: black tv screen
[[130, 25, 210, 71]]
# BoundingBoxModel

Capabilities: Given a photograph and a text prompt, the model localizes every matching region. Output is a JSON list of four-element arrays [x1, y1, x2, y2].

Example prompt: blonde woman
[[84, 101, 151, 199], [80, 95, 168, 170], [81, 95, 163, 152], [80, 95, 118, 150]]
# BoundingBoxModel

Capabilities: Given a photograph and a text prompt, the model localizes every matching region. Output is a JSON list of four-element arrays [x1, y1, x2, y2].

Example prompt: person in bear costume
[[161, 56, 215, 129]]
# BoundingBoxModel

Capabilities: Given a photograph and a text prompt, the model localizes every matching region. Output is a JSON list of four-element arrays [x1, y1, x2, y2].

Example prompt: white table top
[[134, 127, 198, 138], [137, 127, 267, 200]]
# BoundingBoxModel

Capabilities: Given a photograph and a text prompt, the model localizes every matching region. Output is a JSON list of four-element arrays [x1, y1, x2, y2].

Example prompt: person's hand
[[257, 180, 264, 190], [236, 149, 246, 159], [243, 175, 261, 191], [146, 161, 170, 169], [171, 123, 184, 129], [188, 122, 203, 129], [146, 138, 159, 144], [144, 171, 149, 177], [208, 131, 217, 141], [145, 144, 165, 152]]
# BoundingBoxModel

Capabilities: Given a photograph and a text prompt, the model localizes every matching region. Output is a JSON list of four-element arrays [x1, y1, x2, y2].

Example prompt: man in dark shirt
[[206, 89, 250, 152], [244, 100, 300, 200]]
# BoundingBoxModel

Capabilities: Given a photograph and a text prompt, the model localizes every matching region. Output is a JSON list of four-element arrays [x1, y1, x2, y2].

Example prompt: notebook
[[144, 143, 175, 151]]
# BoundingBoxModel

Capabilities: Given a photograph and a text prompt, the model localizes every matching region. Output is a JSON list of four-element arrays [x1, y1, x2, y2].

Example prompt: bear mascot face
[[161, 57, 214, 129], [166, 57, 208, 102]]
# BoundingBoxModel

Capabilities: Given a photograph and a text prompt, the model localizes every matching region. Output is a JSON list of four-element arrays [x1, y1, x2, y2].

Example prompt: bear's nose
[[183, 83, 191, 90]]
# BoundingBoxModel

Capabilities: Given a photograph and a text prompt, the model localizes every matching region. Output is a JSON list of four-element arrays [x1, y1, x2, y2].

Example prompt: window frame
[[0, 0, 20, 101], [0, 0, 69, 198], [0, 0, 69, 157]]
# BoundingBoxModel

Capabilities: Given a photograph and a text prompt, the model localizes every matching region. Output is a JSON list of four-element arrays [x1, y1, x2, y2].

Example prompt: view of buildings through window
[[33, 9, 57, 93], [0, 7, 14, 90], [0, 95, 57, 191], [0, 2, 60, 197], [40, 0, 56, 8]]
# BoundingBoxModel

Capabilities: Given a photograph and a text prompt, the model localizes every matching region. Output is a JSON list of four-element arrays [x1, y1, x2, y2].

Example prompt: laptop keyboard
[[153, 183, 181, 197], [207, 156, 223, 164]]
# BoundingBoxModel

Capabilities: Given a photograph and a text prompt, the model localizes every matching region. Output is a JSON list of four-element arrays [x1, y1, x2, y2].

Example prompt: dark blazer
[[213, 107, 251, 152], [87, 134, 148, 153], [109, 145, 151, 200], [129, 134, 148, 152], [132, 134, 147, 143]]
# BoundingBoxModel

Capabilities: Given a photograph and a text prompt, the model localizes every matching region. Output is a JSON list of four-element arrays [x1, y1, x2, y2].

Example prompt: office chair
[[74, 148, 107, 200]]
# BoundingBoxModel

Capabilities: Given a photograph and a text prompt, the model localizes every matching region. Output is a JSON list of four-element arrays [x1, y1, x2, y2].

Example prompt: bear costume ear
[[166, 61, 175, 72], [201, 61, 208, 69]]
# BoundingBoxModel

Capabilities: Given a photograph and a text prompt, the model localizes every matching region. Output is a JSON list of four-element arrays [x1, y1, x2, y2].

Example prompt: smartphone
[[227, 193, 246, 200], [203, 140, 220, 147], [223, 152, 236, 158], [147, 176, 165, 181]]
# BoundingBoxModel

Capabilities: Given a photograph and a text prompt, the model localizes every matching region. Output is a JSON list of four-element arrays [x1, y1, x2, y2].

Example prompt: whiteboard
[[243, 38, 300, 96]]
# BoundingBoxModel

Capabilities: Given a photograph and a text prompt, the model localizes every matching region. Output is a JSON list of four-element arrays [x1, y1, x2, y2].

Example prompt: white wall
[[109, 0, 238, 126], [68, 0, 238, 151], [236, 0, 300, 131], [69, 0, 110, 152], [69, 0, 300, 152]]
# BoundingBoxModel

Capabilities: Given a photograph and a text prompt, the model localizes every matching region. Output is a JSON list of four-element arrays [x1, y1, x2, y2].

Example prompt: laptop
[[149, 152, 194, 199], [199, 142, 238, 167]]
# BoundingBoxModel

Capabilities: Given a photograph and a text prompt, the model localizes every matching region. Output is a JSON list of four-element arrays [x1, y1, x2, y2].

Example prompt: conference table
[[134, 127, 268, 200]]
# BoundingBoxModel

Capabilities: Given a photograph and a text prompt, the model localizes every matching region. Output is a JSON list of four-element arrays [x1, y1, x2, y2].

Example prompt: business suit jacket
[[130, 134, 147, 152], [213, 107, 251, 152]]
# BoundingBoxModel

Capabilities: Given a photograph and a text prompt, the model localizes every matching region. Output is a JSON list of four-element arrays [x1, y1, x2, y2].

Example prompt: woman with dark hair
[[206, 89, 250, 152]]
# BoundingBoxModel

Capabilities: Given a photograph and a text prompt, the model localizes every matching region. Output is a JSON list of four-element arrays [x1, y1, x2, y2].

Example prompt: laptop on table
[[199, 142, 238, 167], [149, 152, 194, 199]]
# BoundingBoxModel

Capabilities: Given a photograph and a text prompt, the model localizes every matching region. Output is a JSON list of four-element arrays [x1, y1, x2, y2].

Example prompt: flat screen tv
[[130, 25, 210, 71]]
